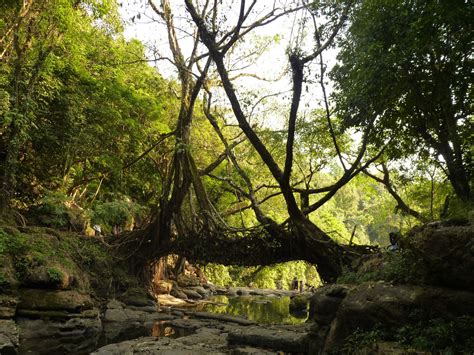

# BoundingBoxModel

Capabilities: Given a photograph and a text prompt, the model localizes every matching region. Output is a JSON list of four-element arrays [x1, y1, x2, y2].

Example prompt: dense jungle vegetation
[[0, 0, 472, 286]]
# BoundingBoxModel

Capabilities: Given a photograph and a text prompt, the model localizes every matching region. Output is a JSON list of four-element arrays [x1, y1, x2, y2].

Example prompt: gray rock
[[17, 316, 101, 354], [0, 319, 19, 354], [181, 288, 202, 299], [103, 308, 128, 322], [18, 289, 93, 312], [172, 310, 185, 317], [203, 283, 216, 293], [119, 287, 156, 308], [323, 282, 474, 350], [170, 318, 209, 330], [0, 295, 18, 319], [106, 299, 124, 309], [177, 274, 201, 287], [231, 346, 276, 354], [127, 305, 157, 313], [228, 326, 308, 353], [214, 286, 227, 295], [170, 287, 188, 300], [190, 286, 210, 298]]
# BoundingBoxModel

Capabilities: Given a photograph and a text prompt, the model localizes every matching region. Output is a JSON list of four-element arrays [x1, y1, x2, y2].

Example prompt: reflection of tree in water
[[201, 296, 307, 325], [151, 322, 193, 338]]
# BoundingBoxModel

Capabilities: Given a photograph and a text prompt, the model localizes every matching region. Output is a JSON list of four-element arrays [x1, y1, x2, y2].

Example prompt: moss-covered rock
[[289, 295, 308, 312], [118, 287, 155, 307], [404, 224, 474, 291], [177, 274, 200, 287], [18, 289, 94, 312], [321, 282, 474, 350]]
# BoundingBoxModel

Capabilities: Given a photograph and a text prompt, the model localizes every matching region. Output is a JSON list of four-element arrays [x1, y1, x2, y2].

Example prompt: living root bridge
[[117, 221, 377, 283]]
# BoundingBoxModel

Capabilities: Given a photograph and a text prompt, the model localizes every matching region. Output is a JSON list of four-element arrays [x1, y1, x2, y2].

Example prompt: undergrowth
[[341, 317, 474, 354]]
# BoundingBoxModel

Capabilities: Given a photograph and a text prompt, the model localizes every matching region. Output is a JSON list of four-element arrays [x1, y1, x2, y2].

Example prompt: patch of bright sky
[[118, 1, 339, 131]]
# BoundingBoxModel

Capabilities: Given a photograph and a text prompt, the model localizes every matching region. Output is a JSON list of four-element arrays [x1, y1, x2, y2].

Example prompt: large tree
[[331, 0, 473, 203], [118, 0, 384, 283]]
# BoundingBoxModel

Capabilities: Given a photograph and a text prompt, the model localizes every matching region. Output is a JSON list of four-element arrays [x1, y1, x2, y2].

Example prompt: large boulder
[[308, 285, 350, 326], [404, 224, 474, 291], [228, 325, 309, 353], [119, 288, 156, 307], [18, 289, 93, 312], [17, 316, 102, 354], [22, 265, 74, 290], [321, 282, 474, 350]]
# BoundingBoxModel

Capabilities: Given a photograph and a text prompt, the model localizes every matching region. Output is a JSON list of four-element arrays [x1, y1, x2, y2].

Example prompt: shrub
[[47, 267, 64, 284]]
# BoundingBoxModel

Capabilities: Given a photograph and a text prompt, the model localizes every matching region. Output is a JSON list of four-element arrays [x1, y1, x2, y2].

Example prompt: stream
[[193, 295, 308, 324]]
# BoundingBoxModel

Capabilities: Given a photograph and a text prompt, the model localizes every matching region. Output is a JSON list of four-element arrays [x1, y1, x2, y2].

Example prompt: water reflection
[[151, 321, 193, 338], [195, 295, 308, 324]]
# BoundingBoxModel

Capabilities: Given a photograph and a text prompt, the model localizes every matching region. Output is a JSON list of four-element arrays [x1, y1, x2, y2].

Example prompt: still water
[[193, 295, 308, 325]]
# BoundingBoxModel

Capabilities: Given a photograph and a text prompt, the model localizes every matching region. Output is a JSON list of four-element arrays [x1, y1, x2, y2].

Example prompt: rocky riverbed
[[1, 223, 473, 354]]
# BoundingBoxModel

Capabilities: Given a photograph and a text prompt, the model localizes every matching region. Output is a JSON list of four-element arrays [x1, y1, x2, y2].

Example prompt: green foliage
[[332, 0, 472, 200], [202, 261, 321, 289], [337, 251, 426, 285], [47, 267, 64, 284], [33, 191, 70, 228], [0, 273, 7, 290], [394, 317, 474, 353], [341, 317, 474, 354], [0, 225, 134, 294], [1, 0, 176, 212], [341, 328, 385, 354], [201, 263, 232, 286], [92, 198, 145, 230]]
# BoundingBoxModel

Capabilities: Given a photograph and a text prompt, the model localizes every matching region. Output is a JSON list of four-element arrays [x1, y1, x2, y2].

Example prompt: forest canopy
[[0, 0, 472, 282]]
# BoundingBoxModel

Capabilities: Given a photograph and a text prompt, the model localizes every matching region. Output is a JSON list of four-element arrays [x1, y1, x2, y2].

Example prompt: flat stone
[[214, 286, 227, 295], [172, 310, 185, 317], [0, 295, 18, 319], [228, 326, 308, 353], [158, 294, 188, 307], [0, 306, 16, 319], [127, 305, 158, 313], [170, 318, 209, 329], [16, 307, 99, 319], [193, 312, 256, 326], [232, 346, 276, 354]]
